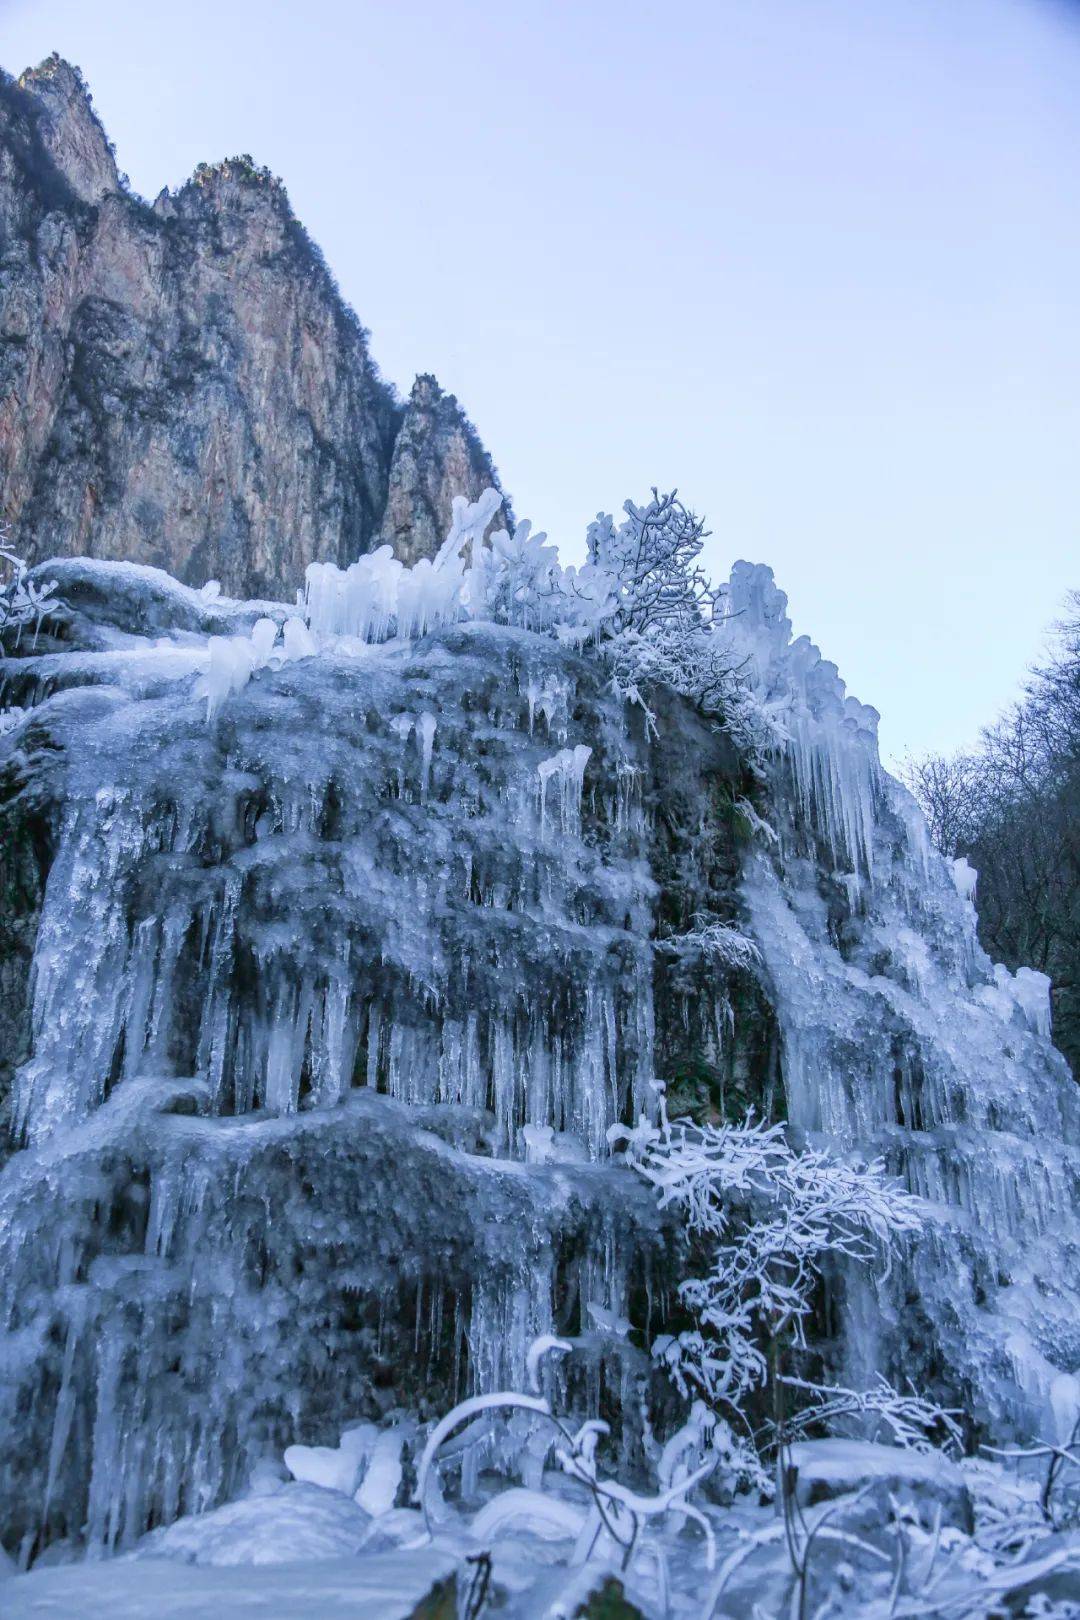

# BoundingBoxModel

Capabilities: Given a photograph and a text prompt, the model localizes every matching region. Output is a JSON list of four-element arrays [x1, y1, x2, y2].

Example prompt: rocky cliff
[[0, 56, 507, 598]]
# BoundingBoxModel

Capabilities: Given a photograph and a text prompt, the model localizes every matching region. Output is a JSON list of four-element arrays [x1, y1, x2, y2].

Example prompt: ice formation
[[0, 559, 680, 1560], [722, 562, 1080, 1446], [0, 529, 1077, 1585]]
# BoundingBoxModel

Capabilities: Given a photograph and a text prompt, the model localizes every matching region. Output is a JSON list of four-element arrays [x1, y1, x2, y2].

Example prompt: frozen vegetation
[[1, 492, 1079, 1616]]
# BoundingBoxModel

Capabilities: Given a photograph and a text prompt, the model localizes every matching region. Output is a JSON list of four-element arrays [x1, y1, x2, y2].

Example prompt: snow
[[787, 1438, 964, 1493], [24, 555, 288, 640], [354, 1428, 408, 1518], [951, 854, 978, 904], [136, 1481, 373, 1565], [284, 1434, 370, 1496], [1, 1547, 459, 1618], [471, 1487, 585, 1542]]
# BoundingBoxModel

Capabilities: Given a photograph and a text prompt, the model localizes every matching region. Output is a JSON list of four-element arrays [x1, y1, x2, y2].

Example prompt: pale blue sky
[[3, 0, 1078, 762]]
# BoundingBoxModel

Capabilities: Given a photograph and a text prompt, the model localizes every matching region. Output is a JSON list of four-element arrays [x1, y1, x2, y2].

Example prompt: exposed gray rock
[[379, 374, 510, 564], [0, 58, 506, 598], [14, 56, 117, 205]]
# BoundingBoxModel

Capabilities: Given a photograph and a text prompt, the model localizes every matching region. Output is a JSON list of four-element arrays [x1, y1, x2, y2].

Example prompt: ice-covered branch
[[415, 1335, 722, 1574], [778, 1374, 963, 1452], [0, 538, 66, 646], [659, 918, 762, 974]]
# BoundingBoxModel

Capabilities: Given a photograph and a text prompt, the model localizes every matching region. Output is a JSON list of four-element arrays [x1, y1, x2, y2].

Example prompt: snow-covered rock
[[1, 1547, 461, 1619], [135, 1481, 373, 1566], [789, 1439, 973, 1531]]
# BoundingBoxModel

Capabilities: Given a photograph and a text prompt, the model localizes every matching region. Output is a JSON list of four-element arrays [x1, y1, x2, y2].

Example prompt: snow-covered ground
[[7, 1442, 1080, 1618], [1, 1546, 460, 1619]]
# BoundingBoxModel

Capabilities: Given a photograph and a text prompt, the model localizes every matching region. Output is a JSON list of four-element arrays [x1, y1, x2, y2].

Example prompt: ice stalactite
[[537, 745, 592, 839], [5, 618, 655, 1158], [417, 711, 437, 800], [721, 560, 880, 880]]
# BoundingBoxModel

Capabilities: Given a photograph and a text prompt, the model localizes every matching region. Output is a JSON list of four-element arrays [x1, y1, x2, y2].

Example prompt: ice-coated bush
[[611, 1089, 924, 1415]]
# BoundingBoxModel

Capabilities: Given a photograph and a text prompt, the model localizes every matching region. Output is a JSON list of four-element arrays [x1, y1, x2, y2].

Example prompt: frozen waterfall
[[0, 550, 1076, 1567]]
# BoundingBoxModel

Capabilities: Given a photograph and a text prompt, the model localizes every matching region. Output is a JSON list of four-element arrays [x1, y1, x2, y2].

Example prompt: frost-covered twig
[[416, 1337, 722, 1579], [984, 1414, 1080, 1527], [777, 1375, 963, 1454], [0, 536, 66, 647], [586, 490, 711, 639], [659, 917, 762, 974]]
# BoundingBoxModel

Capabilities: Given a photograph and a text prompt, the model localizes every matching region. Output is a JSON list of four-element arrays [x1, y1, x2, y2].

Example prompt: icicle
[[537, 745, 591, 838], [417, 711, 437, 801], [303, 492, 503, 645]]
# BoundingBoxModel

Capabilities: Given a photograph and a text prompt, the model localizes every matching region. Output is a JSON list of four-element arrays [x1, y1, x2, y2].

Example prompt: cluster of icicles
[[197, 612, 316, 718], [191, 490, 506, 721], [304, 488, 506, 644], [303, 487, 617, 648], [719, 559, 1053, 1041]]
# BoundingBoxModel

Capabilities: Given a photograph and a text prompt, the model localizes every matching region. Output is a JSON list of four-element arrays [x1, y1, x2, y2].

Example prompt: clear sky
[[3, 0, 1078, 764]]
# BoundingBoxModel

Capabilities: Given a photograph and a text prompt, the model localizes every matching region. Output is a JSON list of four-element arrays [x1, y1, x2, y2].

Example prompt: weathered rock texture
[[379, 374, 508, 565], [0, 56, 507, 597]]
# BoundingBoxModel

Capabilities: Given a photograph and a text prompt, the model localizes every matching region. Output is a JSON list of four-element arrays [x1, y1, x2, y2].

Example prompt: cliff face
[[0, 57, 506, 598]]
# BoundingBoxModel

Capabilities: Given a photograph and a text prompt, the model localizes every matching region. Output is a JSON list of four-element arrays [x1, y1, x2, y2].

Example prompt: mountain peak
[[17, 54, 118, 205], [2, 60, 509, 599]]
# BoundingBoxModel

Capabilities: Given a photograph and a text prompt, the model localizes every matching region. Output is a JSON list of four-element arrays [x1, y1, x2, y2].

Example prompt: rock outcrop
[[0, 56, 506, 597], [379, 374, 509, 565]]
